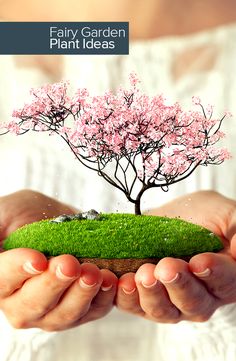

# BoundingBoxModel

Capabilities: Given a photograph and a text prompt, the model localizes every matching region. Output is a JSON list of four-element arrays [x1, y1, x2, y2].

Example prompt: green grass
[[3, 213, 223, 259]]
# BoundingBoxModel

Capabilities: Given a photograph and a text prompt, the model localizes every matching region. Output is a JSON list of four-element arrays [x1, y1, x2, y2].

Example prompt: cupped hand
[[0, 190, 117, 331], [116, 191, 236, 323], [0, 189, 77, 241]]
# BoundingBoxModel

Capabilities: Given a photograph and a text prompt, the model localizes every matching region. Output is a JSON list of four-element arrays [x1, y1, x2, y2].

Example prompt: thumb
[[230, 233, 236, 260], [228, 209, 236, 259]]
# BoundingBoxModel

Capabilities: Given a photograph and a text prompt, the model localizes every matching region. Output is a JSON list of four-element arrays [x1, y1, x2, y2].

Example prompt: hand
[[0, 189, 77, 241], [0, 190, 117, 331], [116, 191, 236, 323]]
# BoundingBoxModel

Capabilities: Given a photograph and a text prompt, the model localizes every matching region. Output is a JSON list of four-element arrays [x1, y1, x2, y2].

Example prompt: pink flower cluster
[[1, 73, 230, 213]]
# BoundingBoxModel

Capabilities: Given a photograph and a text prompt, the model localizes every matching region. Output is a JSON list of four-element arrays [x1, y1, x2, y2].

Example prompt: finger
[[2, 255, 81, 327], [78, 269, 118, 326], [135, 263, 180, 322], [0, 248, 48, 298], [229, 232, 236, 259], [154, 257, 216, 322], [40, 263, 103, 331], [190, 252, 236, 303], [91, 268, 118, 308], [116, 272, 143, 316]]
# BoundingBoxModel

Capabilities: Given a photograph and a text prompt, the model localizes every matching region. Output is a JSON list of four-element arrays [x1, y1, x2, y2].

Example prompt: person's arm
[[116, 191, 236, 323], [0, 190, 117, 331]]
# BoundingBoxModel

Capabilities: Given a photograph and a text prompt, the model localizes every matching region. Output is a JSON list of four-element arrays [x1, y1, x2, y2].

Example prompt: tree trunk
[[134, 185, 149, 215], [134, 201, 141, 215]]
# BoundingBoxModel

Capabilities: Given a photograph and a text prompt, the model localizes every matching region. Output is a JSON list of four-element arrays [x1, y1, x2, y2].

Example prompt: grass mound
[[3, 213, 223, 259]]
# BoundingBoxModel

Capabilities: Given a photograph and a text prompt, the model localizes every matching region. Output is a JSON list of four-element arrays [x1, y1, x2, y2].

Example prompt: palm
[[148, 190, 236, 256], [0, 190, 75, 243], [0, 190, 117, 331], [116, 191, 236, 324]]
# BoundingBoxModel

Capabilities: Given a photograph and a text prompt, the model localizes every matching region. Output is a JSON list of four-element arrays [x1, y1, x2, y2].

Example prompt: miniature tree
[[1, 73, 230, 215]]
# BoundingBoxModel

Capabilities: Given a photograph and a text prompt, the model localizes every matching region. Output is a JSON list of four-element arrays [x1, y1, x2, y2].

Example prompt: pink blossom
[[129, 72, 140, 87], [6, 121, 21, 134], [192, 96, 201, 105]]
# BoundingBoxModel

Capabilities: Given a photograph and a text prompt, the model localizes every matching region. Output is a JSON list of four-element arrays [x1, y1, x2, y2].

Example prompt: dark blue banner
[[0, 22, 129, 55]]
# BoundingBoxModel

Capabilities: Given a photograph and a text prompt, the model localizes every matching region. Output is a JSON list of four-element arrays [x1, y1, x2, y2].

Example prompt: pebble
[[50, 214, 73, 223], [49, 209, 100, 223], [82, 209, 100, 220]]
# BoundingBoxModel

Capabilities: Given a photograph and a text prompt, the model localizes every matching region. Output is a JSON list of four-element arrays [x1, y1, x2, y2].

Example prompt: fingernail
[[122, 287, 136, 295], [193, 268, 211, 278], [141, 280, 158, 289], [23, 261, 43, 275], [56, 265, 75, 281], [101, 284, 113, 292], [160, 273, 180, 284], [79, 278, 97, 289]]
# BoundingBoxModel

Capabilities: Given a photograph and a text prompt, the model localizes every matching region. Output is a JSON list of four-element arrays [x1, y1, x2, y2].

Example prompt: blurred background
[[0, 1, 236, 359]]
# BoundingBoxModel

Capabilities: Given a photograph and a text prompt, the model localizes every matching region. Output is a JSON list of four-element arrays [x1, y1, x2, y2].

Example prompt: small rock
[[81, 209, 100, 220], [73, 213, 84, 220], [49, 210, 100, 223], [50, 214, 73, 223]]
